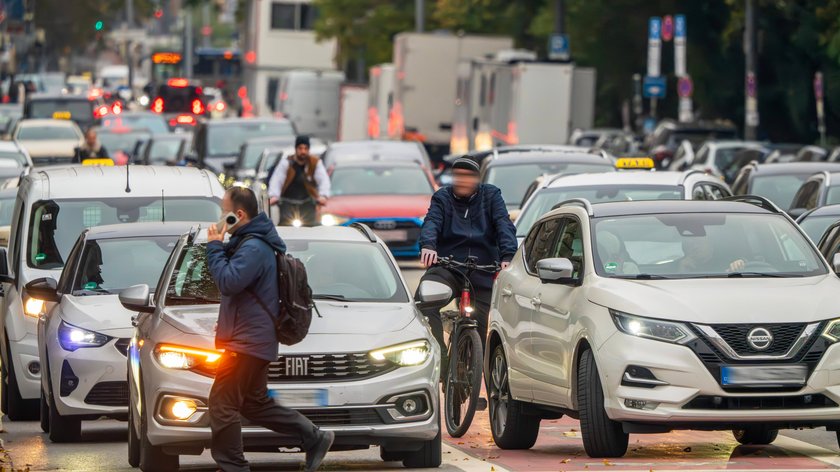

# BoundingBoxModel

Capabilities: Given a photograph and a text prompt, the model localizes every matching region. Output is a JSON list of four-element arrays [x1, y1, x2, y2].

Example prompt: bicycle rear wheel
[[444, 328, 483, 437]]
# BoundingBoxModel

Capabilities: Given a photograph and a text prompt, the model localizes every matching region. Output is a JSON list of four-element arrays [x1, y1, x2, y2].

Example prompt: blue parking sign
[[548, 34, 570, 61], [649, 17, 661, 40], [675, 14, 686, 39]]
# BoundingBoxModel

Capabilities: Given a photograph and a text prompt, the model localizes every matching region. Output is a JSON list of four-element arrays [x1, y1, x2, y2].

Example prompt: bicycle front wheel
[[444, 327, 483, 437]]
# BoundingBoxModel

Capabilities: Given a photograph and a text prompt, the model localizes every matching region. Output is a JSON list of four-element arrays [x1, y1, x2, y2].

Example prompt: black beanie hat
[[295, 135, 311, 148], [452, 157, 480, 174]]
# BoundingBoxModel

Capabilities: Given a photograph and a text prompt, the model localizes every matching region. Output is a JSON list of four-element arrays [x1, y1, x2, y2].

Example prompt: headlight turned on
[[154, 344, 222, 376], [610, 310, 696, 345], [320, 214, 348, 227], [58, 320, 111, 351], [24, 297, 45, 318], [370, 340, 430, 366]]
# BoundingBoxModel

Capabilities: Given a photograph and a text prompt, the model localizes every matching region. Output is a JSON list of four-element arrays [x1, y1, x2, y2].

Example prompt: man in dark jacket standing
[[416, 157, 517, 359], [206, 187, 334, 472]]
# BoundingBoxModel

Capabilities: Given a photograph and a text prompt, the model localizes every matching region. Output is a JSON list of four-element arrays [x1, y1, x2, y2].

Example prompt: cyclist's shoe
[[476, 397, 488, 411]]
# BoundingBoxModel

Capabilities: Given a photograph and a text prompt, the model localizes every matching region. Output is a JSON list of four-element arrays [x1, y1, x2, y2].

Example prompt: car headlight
[[610, 310, 696, 345], [370, 340, 430, 366], [822, 319, 840, 342], [58, 321, 111, 351], [154, 344, 222, 376], [24, 296, 45, 318], [320, 214, 348, 226]]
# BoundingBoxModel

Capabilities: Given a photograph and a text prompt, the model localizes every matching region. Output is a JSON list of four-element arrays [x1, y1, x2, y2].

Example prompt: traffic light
[[94, 20, 103, 31], [154, 9, 163, 19]]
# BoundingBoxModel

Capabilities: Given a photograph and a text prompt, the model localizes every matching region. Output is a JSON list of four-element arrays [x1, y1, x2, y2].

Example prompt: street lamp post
[[744, 0, 758, 140]]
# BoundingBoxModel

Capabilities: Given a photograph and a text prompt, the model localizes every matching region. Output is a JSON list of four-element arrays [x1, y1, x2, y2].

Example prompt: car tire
[[733, 427, 778, 445], [401, 414, 442, 468], [379, 447, 404, 462], [48, 389, 81, 443], [577, 349, 628, 458], [4, 340, 38, 421], [127, 387, 140, 468], [139, 396, 178, 471], [39, 388, 50, 433], [488, 344, 539, 450]]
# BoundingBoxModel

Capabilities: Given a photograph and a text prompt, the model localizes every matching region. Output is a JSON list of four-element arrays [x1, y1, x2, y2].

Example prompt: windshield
[[27, 198, 220, 270], [750, 174, 810, 209], [825, 187, 840, 206], [592, 213, 825, 279], [166, 239, 408, 305], [326, 151, 427, 169], [98, 132, 149, 153], [72, 236, 178, 295], [242, 141, 291, 170], [147, 139, 184, 164], [331, 167, 433, 196], [17, 126, 79, 140], [0, 151, 27, 167], [516, 185, 682, 237], [485, 163, 614, 209], [208, 122, 295, 157], [102, 115, 168, 134], [799, 215, 837, 243], [28, 100, 92, 121]]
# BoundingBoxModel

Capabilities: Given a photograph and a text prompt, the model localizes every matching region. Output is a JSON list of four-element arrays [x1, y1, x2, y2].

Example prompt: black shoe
[[476, 397, 488, 411], [305, 430, 334, 472]]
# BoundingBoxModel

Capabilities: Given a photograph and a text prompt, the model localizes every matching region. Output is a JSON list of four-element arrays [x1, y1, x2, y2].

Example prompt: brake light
[[170, 114, 196, 126], [215, 101, 226, 112], [151, 97, 164, 113], [111, 101, 122, 115], [167, 78, 188, 87], [191, 99, 205, 115], [88, 88, 103, 99], [94, 105, 109, 118]]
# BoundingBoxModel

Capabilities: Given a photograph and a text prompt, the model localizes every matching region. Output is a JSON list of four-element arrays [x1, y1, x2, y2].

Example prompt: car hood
[[322, 195, 431, 219], [204, 155, 237, 174], [162, 301, 418, 337], [18, 139, 79, 157], [59, 294, 136, 335], [587, 275, 840, 324]]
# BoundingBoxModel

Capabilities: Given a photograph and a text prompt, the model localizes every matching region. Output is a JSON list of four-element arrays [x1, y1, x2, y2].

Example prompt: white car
[[13, 118, 84, 166], [30, 222, 192, 442], [684, 140, 768, 183], [487, 197, 840, 458], [121, 224, 441, 471]]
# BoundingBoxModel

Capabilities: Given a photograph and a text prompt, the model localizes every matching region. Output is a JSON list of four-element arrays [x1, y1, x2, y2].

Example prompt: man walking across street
[[206, 187, 334, 472], [75, 128, 110, 162], [267, 135, 330, 226]]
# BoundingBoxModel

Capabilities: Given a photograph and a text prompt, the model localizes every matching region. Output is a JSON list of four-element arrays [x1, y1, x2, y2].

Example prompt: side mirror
[[536, 258, 577, 284], [787, 207, 807, 219], [0, 247, 12, 284], [415, 280, 453, 311], [119, 284, 154, 313], [24, 277, 60, 302], [833, 253, 840, 274]]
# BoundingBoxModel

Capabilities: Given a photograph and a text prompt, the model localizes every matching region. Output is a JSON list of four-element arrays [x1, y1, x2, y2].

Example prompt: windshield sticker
[[604, 262, 618, 273], [35, 253, 46, 262], [41, 213, 53, 221], [84, 281, 97, 290]]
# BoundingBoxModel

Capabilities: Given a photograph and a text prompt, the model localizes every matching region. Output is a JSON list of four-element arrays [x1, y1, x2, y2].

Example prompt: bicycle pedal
[[476, 397, 488, 411]]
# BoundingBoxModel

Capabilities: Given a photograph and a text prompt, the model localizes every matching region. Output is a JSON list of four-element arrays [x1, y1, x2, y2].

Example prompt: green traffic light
[[95, 20, 103, 31]]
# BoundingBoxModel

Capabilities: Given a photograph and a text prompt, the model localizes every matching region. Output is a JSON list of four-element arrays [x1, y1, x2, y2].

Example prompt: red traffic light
[[154, 9, 163, 19]]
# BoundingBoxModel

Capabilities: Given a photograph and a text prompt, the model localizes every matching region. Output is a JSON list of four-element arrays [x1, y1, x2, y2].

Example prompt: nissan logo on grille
[[746, 327, 773, 351], [373, 220, 397, 230]]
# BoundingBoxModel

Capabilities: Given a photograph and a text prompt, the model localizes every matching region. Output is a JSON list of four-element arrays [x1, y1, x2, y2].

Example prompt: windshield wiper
[[726, 271, 787, 278], [612, 274, 670, 280], [312, 294, 350, 301]]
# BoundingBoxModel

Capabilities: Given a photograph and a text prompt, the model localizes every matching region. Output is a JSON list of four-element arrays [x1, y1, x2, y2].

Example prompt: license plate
[[270, 389, 328, 408], [375, 229, 408, 242], [720, 365, 807, 386]]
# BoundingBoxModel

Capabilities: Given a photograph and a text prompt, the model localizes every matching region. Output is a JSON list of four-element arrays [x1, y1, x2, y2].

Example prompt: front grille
[[683, 394, 837, 410], [114, 338, 130, 357], [84, 381, 129, 406], [267, 353, 395, 383], [242, 408, 384, 427], [357, 220, 421, 247], [710, 323, 805, 356]]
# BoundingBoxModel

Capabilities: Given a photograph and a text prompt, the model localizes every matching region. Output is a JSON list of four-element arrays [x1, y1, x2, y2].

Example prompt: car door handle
[[530, 296, 541, 307], [501, 287, 512, 297]]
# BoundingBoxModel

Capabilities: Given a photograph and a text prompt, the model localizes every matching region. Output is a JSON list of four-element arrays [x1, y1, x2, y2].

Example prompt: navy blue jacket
[[419, 184, 517, 291], [206, 213, 286, 361]]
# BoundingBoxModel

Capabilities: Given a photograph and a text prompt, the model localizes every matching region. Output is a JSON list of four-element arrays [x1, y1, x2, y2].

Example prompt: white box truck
[[339, 85, 369, 141], [274, 70, 345, 142], [391, 33, 513, 158], [367, 63, 395, 139]]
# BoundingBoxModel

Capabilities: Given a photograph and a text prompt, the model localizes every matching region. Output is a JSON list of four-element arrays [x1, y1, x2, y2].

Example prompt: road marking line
[[443, 443, 511, 472], [774, 434, 840, 467]]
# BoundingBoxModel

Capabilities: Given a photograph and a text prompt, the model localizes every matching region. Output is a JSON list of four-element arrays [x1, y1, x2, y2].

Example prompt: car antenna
[[161, 189, 166, 222], [125, 163, 132, 193]]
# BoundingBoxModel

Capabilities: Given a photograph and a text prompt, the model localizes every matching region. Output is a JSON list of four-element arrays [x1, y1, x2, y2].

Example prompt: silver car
[[122, 224, 441, 471]]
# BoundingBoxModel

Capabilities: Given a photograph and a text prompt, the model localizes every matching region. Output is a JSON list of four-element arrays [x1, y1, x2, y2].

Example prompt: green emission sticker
[[35, 253, 46, 262], [604, 262, 618, 273], [84, 282, 98, 290]]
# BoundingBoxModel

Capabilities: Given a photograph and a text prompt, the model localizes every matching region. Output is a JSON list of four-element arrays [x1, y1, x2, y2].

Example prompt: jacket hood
[[58, 294, 136, 335], [322, 195, 431, 219], [229, 213, 286, 253], [587, 275, 840, 324]]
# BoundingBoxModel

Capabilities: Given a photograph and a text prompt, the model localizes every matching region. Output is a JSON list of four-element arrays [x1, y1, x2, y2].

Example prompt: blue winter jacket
[[206, 213, 286, 361], [418, 184, 517, 292]]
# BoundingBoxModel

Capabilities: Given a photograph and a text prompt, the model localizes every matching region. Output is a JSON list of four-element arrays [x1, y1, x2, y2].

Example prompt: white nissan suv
[[487, 196, 840, 457]]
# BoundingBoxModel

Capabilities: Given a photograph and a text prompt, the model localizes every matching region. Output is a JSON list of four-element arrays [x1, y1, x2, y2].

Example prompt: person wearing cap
[[416, 156, 517, 367], [268, 135, 331, 226]]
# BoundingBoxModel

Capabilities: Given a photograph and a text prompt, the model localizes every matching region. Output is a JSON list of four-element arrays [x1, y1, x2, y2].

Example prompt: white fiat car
[[30, 222, 193, 442], [487, 197, 840, 458], [121, 224, 441, 472]]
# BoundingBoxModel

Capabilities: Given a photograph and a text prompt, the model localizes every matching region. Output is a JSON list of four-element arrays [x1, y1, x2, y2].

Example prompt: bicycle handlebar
[[436, 256, 499, 273]]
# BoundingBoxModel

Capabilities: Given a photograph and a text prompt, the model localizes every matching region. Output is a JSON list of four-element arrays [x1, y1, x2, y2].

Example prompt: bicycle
[[276, 197, 318, 227], [435, 255, 499, 438]]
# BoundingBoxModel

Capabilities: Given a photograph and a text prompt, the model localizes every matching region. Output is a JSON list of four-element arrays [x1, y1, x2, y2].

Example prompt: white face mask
[[217, 211, 240, 234]]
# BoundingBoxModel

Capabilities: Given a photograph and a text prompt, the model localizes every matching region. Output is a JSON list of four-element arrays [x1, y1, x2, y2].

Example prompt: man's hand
[[421, 248, 438, 268], [500, 261, 510, 270], [207, 223, 225, 243], [317, 195, 327, 206], [269, 196, 279, 206], [728, 259, 746, 273]]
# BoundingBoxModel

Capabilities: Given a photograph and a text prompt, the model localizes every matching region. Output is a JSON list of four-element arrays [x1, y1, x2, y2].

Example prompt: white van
[[0, 165, 224, 420], [274, 70, 345, 142]]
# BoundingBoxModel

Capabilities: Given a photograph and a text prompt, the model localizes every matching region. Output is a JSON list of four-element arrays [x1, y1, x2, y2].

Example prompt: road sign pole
[[744, 0, 758, 139], [815, 71, 826, 147]]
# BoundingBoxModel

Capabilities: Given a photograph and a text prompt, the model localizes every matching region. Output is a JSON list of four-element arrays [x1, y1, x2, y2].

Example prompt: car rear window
[[27, 99, 93, 121]]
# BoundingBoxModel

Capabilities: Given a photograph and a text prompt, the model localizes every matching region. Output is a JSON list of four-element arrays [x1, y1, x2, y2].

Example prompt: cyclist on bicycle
[[416, 157, 517, 365], [267, 135, 330, 226]]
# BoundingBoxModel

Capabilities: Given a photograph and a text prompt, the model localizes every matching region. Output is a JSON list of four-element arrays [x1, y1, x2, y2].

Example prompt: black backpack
[[236, 235, 317, 346]]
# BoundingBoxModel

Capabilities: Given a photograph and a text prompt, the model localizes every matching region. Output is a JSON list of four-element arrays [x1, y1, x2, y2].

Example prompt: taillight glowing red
[[152, 97, 164, 113], [191, 99, 205, 115]]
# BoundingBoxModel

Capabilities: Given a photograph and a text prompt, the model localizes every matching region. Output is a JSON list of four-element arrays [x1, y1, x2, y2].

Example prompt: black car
[[139, 133, 192, 165], [224, 136, 296, 187], [190, 118, 295, 174], [149, 78, 206, 130], [732, 162, 840, 212], [23, 93, 105, 130], [797, 204, 840, 243]]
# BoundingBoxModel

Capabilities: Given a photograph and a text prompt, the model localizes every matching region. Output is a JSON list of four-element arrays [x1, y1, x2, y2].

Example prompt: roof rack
[[349, 222, 377, 242], [722, 195, 783, 214], [551, 198, 594, 216], [678, 169, 705, 185]]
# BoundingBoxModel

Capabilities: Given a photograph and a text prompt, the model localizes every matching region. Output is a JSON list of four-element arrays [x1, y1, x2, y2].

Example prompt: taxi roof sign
[[82, 158, 115, 167], [615, 157, 655, 169]]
